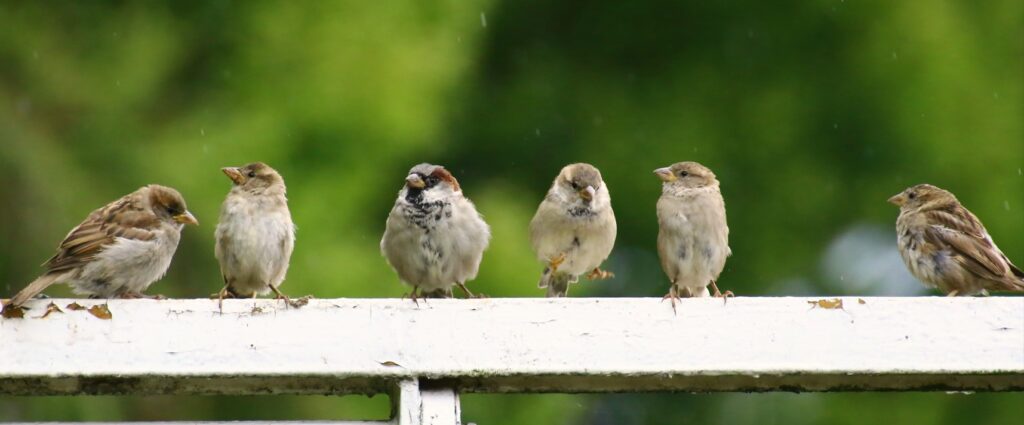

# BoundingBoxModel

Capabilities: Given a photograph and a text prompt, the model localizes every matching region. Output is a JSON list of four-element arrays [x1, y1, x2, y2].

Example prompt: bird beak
[[406, 174, 426, 189], [174, 211, 199, 226], [579, 185, 596, 202], [222, 167, 245, 185], [887, 193, 904, 206], [654, 167, 676, 182]]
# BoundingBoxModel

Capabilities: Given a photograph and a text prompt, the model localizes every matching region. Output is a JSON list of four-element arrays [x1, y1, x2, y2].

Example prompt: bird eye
[[678, 171, 689, 177], [908, 192, 916, 200], [166, 207, 176, 215], [247, 171, 256, 178], [570, 182, 579, 190]]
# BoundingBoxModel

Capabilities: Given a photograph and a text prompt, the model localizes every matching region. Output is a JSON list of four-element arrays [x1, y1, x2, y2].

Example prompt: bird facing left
[[380, 163, 491, 300], [3, 185, 198, 312], [214, 162, 303, 307]]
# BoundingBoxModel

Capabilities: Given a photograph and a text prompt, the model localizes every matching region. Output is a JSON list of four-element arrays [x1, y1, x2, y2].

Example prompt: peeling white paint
[[1, 297, 1022, 395]]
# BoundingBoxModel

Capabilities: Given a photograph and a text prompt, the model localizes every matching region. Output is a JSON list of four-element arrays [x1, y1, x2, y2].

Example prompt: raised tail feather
[[5, 273, 60, 308]]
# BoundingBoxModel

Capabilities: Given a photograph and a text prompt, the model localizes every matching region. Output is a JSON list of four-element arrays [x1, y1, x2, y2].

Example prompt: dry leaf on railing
[[87, 304, 113, 320], [1, 305, 26, 319], [808, 298, 844, 310], [39, 302, 64, 319]]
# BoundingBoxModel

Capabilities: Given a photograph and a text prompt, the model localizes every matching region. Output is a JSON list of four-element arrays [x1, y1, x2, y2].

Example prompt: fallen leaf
[[39, 302, 64, 319], [87, 304, 113, 320], [2, 305, 26, 319], [379, 361, 403, 367], [66, 302, 86, 311], [858, 298, 866, 305], [808, 298, 844, 310]]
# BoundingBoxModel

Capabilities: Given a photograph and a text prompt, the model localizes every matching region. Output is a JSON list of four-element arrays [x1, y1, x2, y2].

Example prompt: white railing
[[2, 297, 1022, 424]]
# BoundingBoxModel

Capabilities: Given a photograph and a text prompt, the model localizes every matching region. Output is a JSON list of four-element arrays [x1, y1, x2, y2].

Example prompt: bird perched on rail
[[3, 185, 198, 311], [381, 163, 491, 300], [889, 184, 1024, 296], [214, 162, 303, 307], [529, 163, 617, 297], [655, 162, 732, 312]]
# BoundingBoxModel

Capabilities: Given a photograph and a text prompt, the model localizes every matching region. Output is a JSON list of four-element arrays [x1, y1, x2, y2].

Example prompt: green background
[[1, 1, 1022, 423]]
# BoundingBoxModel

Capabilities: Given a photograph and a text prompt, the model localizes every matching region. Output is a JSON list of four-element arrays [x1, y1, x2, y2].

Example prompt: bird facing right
[[3, 185, 198, 311], [655, 162, 732, 311], [889, 184, 1024, 296], [214, 162, 299, 305], [529, 163, 617, 297]]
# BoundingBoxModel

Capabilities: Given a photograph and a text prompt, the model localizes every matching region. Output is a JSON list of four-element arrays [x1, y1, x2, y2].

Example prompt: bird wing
[[43, 193, 161, 274], [922, 206, 1012, 284]]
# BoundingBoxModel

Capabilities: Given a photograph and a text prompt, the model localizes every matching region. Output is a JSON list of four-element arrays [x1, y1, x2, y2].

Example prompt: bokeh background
[[2, 0, 1022, 423]]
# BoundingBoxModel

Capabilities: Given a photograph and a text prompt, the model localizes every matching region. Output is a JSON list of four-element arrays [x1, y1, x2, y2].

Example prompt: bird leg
[[212, 284, 236, 313], [661, 285, 680, 315], [456, 282, 486, 299], [585, 268, 615, 280], [946, 289, 959, 297], [548, 252, 567, 274], [710, 280, 734, 304], [269, 285, 309, 308], [401, 286, 422, 306], [118, 292, 164, 300]]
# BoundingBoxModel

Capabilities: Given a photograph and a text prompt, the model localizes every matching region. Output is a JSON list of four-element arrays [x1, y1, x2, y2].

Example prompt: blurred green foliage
[[1, 0, 1022, 423]]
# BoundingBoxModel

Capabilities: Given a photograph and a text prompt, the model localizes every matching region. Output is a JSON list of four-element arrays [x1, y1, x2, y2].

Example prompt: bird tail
[[1001, 263, 1024, 292], [539, 271, 574, 298], [5, 274, 60, 308]]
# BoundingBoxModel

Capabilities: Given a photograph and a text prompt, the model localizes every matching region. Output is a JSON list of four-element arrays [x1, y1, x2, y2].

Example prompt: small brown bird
[[655, 162, 732, 312], [381, 163, 491, 300], [889, 184, 1024, 296], [214, 162, 300, 306], [529, 163, 617, 297], [3, 185, 198, 310]]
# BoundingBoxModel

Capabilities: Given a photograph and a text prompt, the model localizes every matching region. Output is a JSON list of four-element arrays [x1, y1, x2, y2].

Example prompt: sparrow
[[655, 162, 732, 312], [889, 184, 1024, 296], [3, 185, 198, 310], [380, 163, 491, 300], [214, 162, 302, 306], [529, 163, 617, 297]]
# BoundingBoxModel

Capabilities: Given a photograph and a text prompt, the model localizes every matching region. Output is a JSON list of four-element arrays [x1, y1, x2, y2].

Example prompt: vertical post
[[391, 379, 462, 425]]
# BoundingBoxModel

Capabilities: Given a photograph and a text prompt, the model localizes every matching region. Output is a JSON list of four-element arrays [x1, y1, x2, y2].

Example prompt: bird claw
[[710, 281, 733, 304], [457, 282, 486, 299], [661, 287, 680, 316], [586, 268, 615, 280], [548, 253, 567, 273]]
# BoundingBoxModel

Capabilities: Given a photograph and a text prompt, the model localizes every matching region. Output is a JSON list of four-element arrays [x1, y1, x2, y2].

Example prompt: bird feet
[[457, 282, 487, 299], [548, 253, 567, 274], [270, 285, 309, 308], [118, 292, 164, 300], [710, 280, 734, 304], [402, 287, 423, 306], [586, 268, 615, 280], [661, 286, 680, 315]]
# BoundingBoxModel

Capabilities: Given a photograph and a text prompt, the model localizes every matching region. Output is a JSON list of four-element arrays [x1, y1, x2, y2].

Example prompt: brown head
[[222, 162, 286, 194], [555, 163, 604, 203], [147, 185, 198, 225], [888, 184, 958, 212], [404, 163, 460, 193], [654, 161, 718, 189]]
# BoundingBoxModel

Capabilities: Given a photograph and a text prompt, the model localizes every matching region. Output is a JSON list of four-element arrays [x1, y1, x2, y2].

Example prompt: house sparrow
[[214, 162, 303, 307], [529, 163, 617, 297], [655, 162, 732, 312], [3, 185, 197, 310], [380, 163, 491, 300], [889, 184, 1024, 296]]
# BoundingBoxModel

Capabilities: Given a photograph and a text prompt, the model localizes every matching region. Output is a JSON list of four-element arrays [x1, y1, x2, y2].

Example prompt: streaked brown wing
[[43, 193, 160, 274], [924, 225, 1009, 282]]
